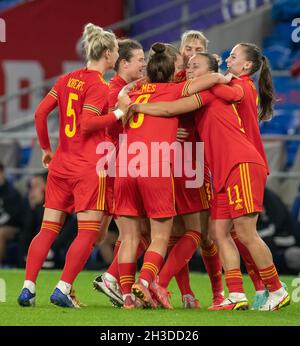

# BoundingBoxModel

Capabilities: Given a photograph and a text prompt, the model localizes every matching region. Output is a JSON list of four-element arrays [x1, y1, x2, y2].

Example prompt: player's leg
[[233, 215, 290, 311], [200, 179, 225, 307], [199, 210, 224, 308], [93, 173, 123, 302], [93, 214, 124, 306], [230, 227, 267, 309], [132, 174, 176, 308], [50, 209, 102, 308], [230, 163, 289, 311], [50, 171, 105, 308], [94, 216, 150, 307], [117, 216, 142, 309], [159, 213, 201, 288], [167, 174, 205, 307], [209, 216, 249, 310], [18, 172, 70, 307], [111, 174, 148, 308], [133, 216, 173, 309], [172, 217, 200, 308], [18, 208, 66, 307]]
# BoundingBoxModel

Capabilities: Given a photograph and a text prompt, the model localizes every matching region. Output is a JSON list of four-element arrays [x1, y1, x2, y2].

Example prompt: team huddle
[[17, 23, 291, 312]]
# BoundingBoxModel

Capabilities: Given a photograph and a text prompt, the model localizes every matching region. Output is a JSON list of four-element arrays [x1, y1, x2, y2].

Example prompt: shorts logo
[[235, 203, 243, 210]]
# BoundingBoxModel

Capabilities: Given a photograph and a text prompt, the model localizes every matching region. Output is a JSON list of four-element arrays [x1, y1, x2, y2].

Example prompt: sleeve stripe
[[48, 89, 58, 99], [182, 80, 192, 97], [194, 93, 202, 108], [83, 104, 101, 116]]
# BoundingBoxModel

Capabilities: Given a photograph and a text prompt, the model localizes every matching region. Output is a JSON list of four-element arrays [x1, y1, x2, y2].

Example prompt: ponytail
[[258, 56, 275, 121], [239, 43, 276, 121]]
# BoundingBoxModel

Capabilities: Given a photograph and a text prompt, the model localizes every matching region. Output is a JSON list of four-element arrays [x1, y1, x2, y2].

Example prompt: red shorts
[[114, 174, 176, 218], [174, 175, 209, 215], [105, 175, 115, 215], [45, 170, 106, 213], [210, 163, 267, 220]]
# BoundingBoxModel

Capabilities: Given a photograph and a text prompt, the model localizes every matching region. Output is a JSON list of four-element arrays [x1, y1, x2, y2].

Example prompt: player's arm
[[185, 72, 234, 96], [35, 92, 58, 150], [80, 110, 123, 136], [126, 94, 201, 120], [210, 83, 244, 102], [81, 83, 128, 136], [35, 88, 58, 168]]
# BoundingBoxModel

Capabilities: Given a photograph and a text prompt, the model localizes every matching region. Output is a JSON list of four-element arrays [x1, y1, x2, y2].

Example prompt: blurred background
[[0, 0, 299, 274]]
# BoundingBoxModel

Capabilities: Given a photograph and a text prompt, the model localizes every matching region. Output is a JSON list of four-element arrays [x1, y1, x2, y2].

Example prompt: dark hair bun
[[152, 42, 166, 54]]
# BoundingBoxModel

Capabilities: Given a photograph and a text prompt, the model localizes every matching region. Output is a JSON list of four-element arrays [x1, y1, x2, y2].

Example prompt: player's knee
[[235, 230, 256, 247]]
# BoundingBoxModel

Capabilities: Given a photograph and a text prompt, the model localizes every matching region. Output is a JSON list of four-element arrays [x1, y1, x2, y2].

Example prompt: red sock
[[119, 263, 136, 294], [61, 221, 100, 284], [139, 251, 164, 285], [201, 241, 224, 296], [106, 240, 121, 279], [167, 236, 181, 253], [166, 235, 193, 295], [159, 230, 201, 288], [113, 240, 121, 257], [225, 268, 244, 293], [175, 264, 194, 297], [231, 231, 265, 291], [259, 264, 282, 292], [137, 236, 150, 258], [106, 236, 149, 280], [106, 256, 119, 279], [25, 221, 61, 282]]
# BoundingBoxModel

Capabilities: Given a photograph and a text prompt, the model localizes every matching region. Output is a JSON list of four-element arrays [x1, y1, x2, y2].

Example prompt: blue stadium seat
[[219, 49, 231, 72], [260, 110, 300, 135], [263, 46, 292, 70], [263, 23, 295, 50], [19, 147, 32, 167], [286, 141, 300, 168], [272, 0, 300, 21]]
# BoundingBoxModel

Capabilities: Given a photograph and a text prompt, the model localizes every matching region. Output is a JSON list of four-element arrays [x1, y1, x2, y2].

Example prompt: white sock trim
[[23, 280, 36, 294], [56, 280, 72, 295]]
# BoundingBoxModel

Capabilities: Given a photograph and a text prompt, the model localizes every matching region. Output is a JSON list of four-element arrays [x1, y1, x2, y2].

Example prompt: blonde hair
[[82, 23, 117, 61], [180, 30, 209, 51]]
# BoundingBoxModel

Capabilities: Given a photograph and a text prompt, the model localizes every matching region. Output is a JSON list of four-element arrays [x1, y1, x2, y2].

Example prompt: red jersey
[[230, 75, 269, 171], [120, 81, 190, 166], [36, 68, 111, 178], [107, 74, 126, 147], [194, 88, 266, 192]]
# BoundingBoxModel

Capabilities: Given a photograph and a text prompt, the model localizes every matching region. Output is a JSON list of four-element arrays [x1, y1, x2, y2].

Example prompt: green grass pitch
[[0, 269, 299, 326]]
